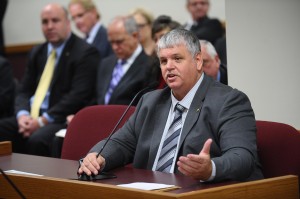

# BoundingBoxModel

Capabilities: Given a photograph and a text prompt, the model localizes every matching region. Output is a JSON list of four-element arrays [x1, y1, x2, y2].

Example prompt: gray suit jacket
[[91, 74, 263, 182]]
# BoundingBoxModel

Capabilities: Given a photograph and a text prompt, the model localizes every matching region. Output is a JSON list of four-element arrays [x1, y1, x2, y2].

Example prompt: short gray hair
[[156, 29, 201, 57], [124, 16, 138, 34], [108, 15, 138, 35], [199, 40, 217, 59]]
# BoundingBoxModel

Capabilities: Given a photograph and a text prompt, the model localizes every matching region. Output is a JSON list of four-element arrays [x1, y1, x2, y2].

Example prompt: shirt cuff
[[16, 110, 30, 119], [200, 160, 216, 182], [42, 112, 54, 123]]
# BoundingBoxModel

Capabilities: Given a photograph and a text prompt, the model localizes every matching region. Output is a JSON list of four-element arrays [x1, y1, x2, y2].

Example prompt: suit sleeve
[[0, 57, 15, 116], [15, 46, 41, 114], [212, 89, 259, 182], [89, 95, 146, 170]]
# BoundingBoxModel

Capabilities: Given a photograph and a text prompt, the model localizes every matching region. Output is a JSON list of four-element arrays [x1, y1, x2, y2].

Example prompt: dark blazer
[[219, 63, 228, 85], [15, 33, 100, 122], [91, 74, 263, 182], [187, 16, 224, 45], [92, 25, 113, 60], [0, 56, 15, 118], [96, 50, 153, 105]]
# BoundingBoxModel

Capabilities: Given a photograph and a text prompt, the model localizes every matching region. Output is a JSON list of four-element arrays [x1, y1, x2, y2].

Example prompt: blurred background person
[[130, 7, 156, 56], [0, 3, 100, 156], [152, 15, 181, 44], [200, 40, 227, 85], [0, 0, 8, 56], [184, 0, 224, 45], [0, 55, 15, 119], [214, 35, 227, 66], [69, 0, 113, 60]]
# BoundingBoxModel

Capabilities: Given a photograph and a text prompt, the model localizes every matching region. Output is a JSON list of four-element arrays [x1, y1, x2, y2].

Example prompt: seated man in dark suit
[[0, 3, 100, 157], [96, 15, 153, 105], [68, 0, 113, 60], [0, 56, 15, 119], [78, 29, 263, 182], [200, 40, 227, 85], [184, 0, 224, 45]]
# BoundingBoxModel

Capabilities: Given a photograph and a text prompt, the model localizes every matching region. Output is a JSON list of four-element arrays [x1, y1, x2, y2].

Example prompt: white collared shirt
[[117, 44, 142, 75], [152, 74, 204, 173]]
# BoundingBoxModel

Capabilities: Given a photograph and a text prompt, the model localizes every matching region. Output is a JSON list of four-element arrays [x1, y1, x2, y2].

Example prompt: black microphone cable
[[0, 168, 26, 199]]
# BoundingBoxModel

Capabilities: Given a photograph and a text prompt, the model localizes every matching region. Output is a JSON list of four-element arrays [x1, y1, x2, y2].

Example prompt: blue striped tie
[[156, 103, 185, 173]]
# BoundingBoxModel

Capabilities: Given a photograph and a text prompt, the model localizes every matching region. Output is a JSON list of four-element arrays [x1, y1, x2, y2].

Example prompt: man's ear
[[196, 52, 203, 70]]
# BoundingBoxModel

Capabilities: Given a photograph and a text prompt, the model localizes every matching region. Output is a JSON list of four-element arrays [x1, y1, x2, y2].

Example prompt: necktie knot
[[175, 103, 185, 114]]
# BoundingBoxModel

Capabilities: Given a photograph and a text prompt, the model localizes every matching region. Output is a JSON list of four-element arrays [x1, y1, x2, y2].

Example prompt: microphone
[[0, 168, 26, 199], [78, 82, 159, 181]]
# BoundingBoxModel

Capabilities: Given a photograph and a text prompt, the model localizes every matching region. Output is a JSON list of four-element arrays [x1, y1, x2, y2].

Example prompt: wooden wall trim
[[5, 42, 40, 54]]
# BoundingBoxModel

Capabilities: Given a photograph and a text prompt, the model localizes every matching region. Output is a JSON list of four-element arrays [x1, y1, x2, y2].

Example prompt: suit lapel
[[50, 34, 74, 88], [114, 51, 145, 92], [179, 75, 212, 148]]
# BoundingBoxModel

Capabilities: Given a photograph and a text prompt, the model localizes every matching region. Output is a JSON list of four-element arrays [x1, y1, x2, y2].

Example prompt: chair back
[[256, 120, 300, 179], [61, 105, 135, 160]]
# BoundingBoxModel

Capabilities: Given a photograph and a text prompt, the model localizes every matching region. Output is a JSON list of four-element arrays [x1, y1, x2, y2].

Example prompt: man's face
[[108, 22, 138, 60], [187, 0, 209, 21], [159, 44, 202, 100], [41, 4, 70, 46], [69, 3, 96, 34], [201, 46, 219, 80]]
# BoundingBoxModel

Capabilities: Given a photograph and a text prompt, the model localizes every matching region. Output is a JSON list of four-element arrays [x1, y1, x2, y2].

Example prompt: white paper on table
[[55, 129, 67, 138], [4, 170, 43, 177], [117, 182, 176, 191]]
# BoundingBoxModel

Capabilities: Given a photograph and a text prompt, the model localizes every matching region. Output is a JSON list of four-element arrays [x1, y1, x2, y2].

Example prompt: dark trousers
[[0, 117, 66, 157]]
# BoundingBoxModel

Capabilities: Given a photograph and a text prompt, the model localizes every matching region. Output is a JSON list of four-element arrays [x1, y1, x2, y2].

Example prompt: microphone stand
[[78, 82, 158, 181]]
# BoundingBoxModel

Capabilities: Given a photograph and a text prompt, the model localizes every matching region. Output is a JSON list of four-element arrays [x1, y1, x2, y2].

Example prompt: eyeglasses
[[137, 23, 148, 29], [110, 38, 125, 45], [71, 11, 89, 21], [190, 1, 209, 7]]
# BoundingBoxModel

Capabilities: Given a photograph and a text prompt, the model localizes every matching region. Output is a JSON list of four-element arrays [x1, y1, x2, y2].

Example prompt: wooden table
[[0, 153, 299, 199]]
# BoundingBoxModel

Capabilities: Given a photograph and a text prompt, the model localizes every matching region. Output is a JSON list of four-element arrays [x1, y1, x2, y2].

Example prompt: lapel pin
[[196, 108, 200, 112]]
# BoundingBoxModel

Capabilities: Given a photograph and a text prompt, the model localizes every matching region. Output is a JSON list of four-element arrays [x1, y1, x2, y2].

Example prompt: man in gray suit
[[78, 29, 263, 182]]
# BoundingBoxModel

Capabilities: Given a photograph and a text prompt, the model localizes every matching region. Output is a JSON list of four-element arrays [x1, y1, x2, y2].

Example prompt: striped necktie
[[104, 60, 126, 104], [30, 50, 56, 119], [156, 103, 185, 173]]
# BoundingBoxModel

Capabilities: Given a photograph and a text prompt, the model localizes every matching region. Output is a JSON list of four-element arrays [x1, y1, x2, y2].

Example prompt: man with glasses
[[69, 0, 113, 59], [96, 15, 153, 106]]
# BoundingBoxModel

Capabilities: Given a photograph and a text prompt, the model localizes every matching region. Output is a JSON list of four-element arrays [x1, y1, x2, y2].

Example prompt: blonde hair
[[69, 0, 100, 19], [130, 7, 154, 25]]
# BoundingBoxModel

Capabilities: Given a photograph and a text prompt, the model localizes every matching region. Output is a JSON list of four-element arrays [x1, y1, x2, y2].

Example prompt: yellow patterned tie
[[30, 50, 56, 118]]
